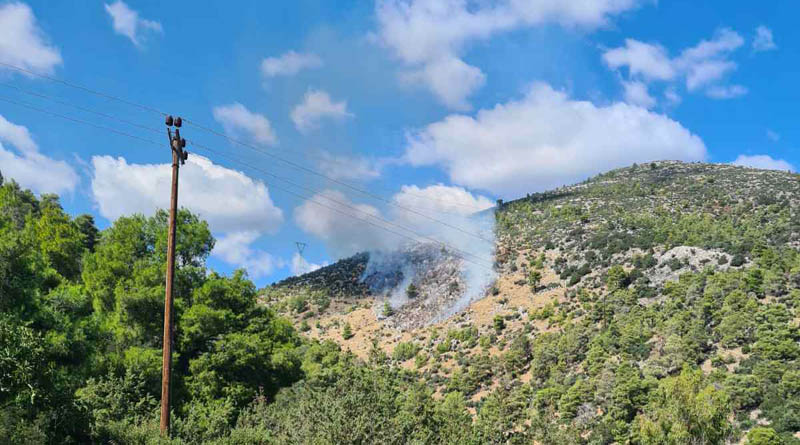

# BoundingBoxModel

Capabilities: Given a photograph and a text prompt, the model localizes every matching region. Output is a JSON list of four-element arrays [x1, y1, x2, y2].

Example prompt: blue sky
[[0, 0, 796, 285]]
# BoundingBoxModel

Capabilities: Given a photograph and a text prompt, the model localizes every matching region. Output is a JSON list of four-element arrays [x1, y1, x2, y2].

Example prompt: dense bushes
[[0, 179, 304, 443], [4, 162, 800, 443]]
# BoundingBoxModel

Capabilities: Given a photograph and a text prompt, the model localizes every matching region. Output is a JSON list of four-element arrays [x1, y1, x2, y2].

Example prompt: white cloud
[[294, 189, 394, 257], [603, 28, 747, 104], [375, 0, 644, 109], [0, 2, 61, 74], [603, 39, 675, 81], [731, 154, 793, 172], [214, 231, 284, 278], [676, 28, 744, 64], [391, 184, 493, 220], [752, 26, 776, 52], [682, 60, 736, 91], [290, 252, 327, 276], [104, 1, 162, 47], [290, 89, 353, 133], [622, 80, 656, 108], [404, 83, 707, 197], [705, 84, 747, 99], [0, 114, 78, 194], [316, 151, 382, 181], [212, 103, 277, 146], [91, 154, 283, 233], [399, 55, 486, 111], [91, 154, 285, 274], [261, 50, 323, 77], [293, 185, 495, 262]]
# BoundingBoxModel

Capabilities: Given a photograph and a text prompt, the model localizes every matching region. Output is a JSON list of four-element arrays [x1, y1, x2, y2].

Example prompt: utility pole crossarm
[[160, 115, 188, 437]]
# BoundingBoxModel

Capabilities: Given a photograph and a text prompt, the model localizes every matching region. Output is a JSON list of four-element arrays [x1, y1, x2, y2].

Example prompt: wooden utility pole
[[161, 115, 188, 436]]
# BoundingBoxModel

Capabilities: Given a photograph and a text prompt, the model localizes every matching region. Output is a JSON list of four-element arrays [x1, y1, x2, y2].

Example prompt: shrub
[[382, 301, 394, 317], [342, 322, 354, 340], [392, 342, 420, 362], [493, 315, 505, 333], [731, 254, 746, 267], [746, 427, 783, 444]]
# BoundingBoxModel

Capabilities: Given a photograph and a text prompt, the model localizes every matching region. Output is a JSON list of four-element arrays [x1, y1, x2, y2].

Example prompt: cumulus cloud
[[404, 83, 707, 197], [315, 151, 382, 181], [294, 184, 495, 262], [0, 2, 61, 74], [603, 28, 747, 104], [399, 55, 486, 111], [622, 80, 656, 108], [214, 231, 284, 278], [0, 114, 78, 194], [213, 103, 277, 146], [294, 189, 390, 256], [375, 0, 643, 109], [290, 89, 353, 133], [91, 154, 284, 275], [731, 154, 793, 172], [603, 39, 675, 81], [91, 154, 283, 233], [391, 184, 493, 222], [752, 26, 776, 52], [261, 50, 323, 77], [290, 252, 327, 276], [104, 1, 162, 47]]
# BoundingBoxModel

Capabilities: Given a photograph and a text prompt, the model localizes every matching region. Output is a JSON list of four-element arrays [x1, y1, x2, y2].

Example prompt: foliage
[[634, 368, 733, 444], [342, 322, 354, 340], [0, 181, 303, 443], [5, 163, 800, 443]]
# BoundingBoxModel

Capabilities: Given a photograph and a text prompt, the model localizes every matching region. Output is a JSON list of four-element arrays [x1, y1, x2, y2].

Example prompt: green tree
[[606, 265, 629, 292], [635, 368, 733, 444], [528, 270, 542, 290], [746, 427, 784, 445], [383, 301, 394, 317], [493, 315, 505, 333], [73, 214, 99, 252], [342, 322, 354, 340]]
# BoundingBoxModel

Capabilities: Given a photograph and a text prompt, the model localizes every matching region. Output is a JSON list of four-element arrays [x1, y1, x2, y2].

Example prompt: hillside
[[2, 161, 799, 444], [264, 161, 800, 443]]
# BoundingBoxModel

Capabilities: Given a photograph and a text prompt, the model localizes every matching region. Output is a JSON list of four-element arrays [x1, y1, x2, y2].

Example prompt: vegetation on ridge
[[2, 161, 800, 444]]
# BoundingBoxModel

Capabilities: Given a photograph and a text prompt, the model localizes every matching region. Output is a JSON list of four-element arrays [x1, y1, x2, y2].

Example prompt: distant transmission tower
[[295, 242, 308, 274]]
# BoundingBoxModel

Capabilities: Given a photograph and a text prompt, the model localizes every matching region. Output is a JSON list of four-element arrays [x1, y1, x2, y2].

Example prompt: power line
[[186, 138, 497, 268], [0, 78, 489, 224], [0, 61, 167, 116], [0, 95, 160, 146], [0, 82, 477, 240], [0, 81, 165, 137], [184, 117, 489, 213], [0, 89, 495, 266], [183, 118, 494, 242], [0, 61, 492, 220], [0, 94, 496, 270]]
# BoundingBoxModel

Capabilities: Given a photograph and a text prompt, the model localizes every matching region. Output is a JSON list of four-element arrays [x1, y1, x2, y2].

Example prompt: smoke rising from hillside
[[361, 208, 497, 326], [295, 184, 497, 324]]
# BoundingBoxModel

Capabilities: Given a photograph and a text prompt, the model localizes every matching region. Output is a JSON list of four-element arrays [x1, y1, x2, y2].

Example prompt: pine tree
[[342, 322, 354, 339], [383, 301, 394, 317]]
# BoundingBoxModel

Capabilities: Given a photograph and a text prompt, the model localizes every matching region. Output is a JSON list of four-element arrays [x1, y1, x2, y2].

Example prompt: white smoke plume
[[364, 189, 497, 326], [295, 184, 497, 326]]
